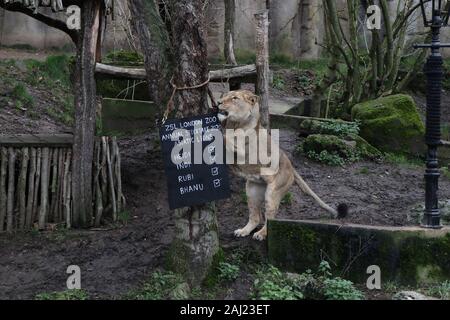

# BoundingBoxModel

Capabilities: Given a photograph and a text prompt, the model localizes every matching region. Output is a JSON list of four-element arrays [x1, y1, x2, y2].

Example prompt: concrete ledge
[[268, 219, 450, 285]]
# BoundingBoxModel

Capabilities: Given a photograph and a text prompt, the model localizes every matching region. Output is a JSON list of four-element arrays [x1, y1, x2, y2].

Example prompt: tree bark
[[224, 0, 237, 66], [128, 0, 172, 107], [255, 10, 270, 128], [166, 0, 220, 287], [71, 0, 103, 228]]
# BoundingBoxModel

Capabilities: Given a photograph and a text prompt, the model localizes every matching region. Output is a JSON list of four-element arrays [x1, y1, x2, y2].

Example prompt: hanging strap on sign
[[159, 75, 213, 126]]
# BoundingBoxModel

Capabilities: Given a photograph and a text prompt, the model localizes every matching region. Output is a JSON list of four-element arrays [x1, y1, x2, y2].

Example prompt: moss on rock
[[268, 220, 450, 286], [352, 94, 425, 155], [301, 134, 381, 165]]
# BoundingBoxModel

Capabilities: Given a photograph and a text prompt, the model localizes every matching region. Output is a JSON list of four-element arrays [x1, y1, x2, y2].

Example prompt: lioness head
[[217, 90, 260, 125]]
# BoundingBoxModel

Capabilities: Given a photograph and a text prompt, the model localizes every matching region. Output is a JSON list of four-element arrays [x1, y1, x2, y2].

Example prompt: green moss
[[301, 134, 381, 165], [104, 50, 144, 66], [165, 240, 191, 277], [202, 248, 226, 288], [352, 94, 425, 155], [269, 220, 450, 286], [299, 119, 360, 137]]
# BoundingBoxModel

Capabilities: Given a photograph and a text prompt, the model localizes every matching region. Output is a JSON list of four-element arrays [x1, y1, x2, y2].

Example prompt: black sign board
[[159, 113, 231, 210]]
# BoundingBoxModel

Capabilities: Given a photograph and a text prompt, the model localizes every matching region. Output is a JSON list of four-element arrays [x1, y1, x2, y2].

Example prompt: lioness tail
[[293, 171, 338, 218]]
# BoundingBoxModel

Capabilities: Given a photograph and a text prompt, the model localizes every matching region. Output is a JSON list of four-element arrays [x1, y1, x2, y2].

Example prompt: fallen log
[[95, 63, 258, 83]]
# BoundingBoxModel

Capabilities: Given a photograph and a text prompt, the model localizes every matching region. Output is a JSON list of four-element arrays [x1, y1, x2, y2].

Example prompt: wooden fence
[[0, 135, 124, 232]]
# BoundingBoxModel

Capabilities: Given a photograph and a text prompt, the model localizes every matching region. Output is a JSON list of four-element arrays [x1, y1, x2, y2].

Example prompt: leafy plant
[[289, 261, 364, 300], [305, 150, 346, 166], [218, 262, 240, 282], [252, 265, 304, 300], [322, 278, 364, 300], [272, 75, 285, 90], [35, 289, 88, 300], [127, 270, 186, 300]]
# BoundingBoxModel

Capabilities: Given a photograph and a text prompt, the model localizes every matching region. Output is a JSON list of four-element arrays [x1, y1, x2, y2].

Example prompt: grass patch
[[384, 153, 423, 167], [426, 281, 450, 300], [25, 55, 72, 88], [11, 83, 34, 109], [35, 289, 88, 300]]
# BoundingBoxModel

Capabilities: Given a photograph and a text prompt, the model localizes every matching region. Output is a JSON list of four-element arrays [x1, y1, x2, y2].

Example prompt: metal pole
[[422, 12, 443, 229]]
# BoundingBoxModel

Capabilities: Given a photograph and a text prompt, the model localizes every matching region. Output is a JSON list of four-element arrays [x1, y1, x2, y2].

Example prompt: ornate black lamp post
[[415, 0, 450, 229]]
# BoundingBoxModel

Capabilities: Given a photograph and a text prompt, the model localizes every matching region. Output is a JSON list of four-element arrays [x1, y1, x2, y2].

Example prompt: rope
[[161, 75, 211, 125]]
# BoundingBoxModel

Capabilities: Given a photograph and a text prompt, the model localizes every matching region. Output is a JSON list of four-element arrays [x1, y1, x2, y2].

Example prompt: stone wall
[[0, 6, 130, 52], [3, 1, 450, 60]]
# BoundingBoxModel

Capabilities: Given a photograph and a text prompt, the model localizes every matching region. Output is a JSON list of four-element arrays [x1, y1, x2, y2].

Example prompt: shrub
[[323, 278, 364, 300], [252, 265, 304, 300]]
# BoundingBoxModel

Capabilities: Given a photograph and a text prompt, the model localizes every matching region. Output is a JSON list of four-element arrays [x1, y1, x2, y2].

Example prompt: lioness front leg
[[235, 181, 266, 238], [253, 184, 285, 241]]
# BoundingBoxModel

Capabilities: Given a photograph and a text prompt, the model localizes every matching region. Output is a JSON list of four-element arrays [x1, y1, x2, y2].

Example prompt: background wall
[[2, 1, 448, 60]]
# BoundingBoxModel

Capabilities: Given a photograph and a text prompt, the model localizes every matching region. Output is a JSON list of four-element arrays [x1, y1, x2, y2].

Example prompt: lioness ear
[[249, 94, 259, 105]]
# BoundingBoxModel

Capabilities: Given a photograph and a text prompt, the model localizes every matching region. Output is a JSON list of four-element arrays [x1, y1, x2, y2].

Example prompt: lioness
[[217, 90, 345, 241]]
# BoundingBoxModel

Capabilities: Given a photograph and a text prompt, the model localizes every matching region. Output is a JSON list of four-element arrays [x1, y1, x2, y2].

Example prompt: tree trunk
[[255, 10, 270, 128], [224, 0, 237, 66], [128, 0, 172, 107], [71, 0, 104, 228], [166, 0, 220, 287]]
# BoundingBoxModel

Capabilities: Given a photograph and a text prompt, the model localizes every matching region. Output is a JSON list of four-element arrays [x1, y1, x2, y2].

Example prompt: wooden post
[[18, 148, 29, 229], [255, 10, 270, 128], [6, 148, 16, 232], [25, 148, 36, 229], [38, 147, 50, 230], [0, 148, 7, 231]]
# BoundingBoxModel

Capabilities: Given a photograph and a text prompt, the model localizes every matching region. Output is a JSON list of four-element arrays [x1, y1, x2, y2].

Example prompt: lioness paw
[[234, 228, 251, 238], [253, 230, 267, 241]]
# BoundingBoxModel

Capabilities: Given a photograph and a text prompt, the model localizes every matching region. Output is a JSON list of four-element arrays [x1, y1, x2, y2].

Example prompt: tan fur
[[218, 90, 337, 241]]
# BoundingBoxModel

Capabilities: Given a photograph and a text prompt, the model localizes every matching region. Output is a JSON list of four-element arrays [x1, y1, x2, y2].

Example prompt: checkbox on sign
[[213, 179, 221, 188], [211, 167, 219, 176]]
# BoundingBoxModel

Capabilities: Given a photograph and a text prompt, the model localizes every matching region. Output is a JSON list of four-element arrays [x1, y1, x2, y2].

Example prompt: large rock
[[392, 291, 438, 300], [352, 95, 425, 155], [302, 134, 382, 163]]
